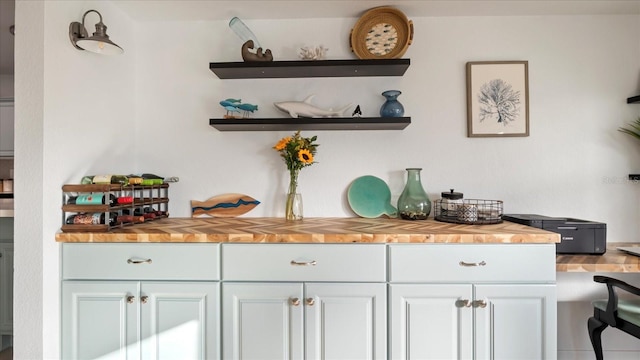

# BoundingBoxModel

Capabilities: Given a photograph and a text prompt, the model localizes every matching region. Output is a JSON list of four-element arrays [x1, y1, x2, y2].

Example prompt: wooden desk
[[556, 243, 640, 272]]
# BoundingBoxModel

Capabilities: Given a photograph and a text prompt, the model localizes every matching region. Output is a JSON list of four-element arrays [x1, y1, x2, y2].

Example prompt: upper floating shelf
[[209, 117, 411, 131], [209, 59, 410, 79], [628, 95, 640, 104]]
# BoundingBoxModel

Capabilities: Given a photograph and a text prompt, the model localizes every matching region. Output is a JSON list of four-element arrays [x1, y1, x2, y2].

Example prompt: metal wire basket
[[434, 199, 503, 225]]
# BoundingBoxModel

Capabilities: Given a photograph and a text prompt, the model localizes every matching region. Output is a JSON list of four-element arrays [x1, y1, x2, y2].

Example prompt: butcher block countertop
[[556, 243, 640, 273], [55, 217, 560, 244]]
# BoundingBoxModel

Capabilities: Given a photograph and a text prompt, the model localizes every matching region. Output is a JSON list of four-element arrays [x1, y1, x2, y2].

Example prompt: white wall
[[135, 15, 640, 241], [15, 1, 136, 358], [13, 1, 640, 358]]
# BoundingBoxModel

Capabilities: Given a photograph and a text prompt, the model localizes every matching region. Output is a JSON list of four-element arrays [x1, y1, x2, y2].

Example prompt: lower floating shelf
[[209, 117, 411, 131], [627, 95, 640, 104], [630, 174, 640, 181]]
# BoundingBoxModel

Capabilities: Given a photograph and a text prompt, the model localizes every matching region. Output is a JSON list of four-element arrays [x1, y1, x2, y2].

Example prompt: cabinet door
[[305, 283, 387, 360], [140, 282, 219, 360], [0, 244, 13, 334], [222, 282, 303, 360], [474, 284, 557, 360], [389, 284, 473, 360], [62, 281, 140, 360], [0, 102, 14, 157]]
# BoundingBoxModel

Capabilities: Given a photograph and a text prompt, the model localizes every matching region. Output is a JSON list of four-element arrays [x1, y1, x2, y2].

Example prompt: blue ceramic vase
[[379, 90, 405, 117]]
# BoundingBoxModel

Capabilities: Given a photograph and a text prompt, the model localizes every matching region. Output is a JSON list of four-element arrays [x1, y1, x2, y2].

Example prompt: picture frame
[[466, 61, 529, 137]]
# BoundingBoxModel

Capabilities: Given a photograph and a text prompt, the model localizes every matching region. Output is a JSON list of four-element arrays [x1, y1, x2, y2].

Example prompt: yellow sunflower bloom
[[274, 136, 291, 151], [298, 149, 314, 164]]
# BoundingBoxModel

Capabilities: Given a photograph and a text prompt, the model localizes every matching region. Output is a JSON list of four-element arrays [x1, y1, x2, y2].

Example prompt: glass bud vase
[[379, 90, 405, 117], [397, 168, 431, 220], [285, 169, 303, 221]]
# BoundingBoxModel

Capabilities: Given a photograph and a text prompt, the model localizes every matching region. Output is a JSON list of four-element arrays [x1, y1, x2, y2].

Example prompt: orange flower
[[274, 136, 291, 151], [298, 149, 314, 164]]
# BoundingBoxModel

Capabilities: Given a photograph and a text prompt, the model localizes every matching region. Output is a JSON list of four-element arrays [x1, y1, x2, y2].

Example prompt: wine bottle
[[67, 193, 133, 206], [115, 215, 145, 224], [65, 212, 119, 226], [144, 207, 167, 217], [123, 208, 156, 220], [80, 175, 129, 186], [67, 193, 116, 206]]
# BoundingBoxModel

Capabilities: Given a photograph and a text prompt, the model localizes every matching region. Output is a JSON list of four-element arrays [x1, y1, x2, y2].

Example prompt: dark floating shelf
[[209, 117, 411, 131], [629, 174, 640, 181], [209, 59, 410, 79], [627, 95, 640, 104], [0, 193, 13, 199]]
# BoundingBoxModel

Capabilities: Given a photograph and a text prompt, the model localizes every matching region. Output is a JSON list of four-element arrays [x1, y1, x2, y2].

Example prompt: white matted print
[[466, 61, 529, 137]]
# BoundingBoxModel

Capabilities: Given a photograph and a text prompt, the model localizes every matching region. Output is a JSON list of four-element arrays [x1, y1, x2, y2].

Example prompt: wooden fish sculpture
[[191, 193, 260, 218]]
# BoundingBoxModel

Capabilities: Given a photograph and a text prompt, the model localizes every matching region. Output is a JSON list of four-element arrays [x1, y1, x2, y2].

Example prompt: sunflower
[[298, 149, 314, 164], [274, 136, 291, 151]]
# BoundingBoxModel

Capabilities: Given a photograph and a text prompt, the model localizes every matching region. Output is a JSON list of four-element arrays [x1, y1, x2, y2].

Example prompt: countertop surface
[[556, 243, 640, 272], [55, 217, 560, 244]]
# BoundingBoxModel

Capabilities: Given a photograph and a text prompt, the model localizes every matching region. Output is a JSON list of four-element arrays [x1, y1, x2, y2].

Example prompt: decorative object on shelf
[[69, 9, 123, 55], [350, 6, 413, 59], [229, 17, 273, 62], [273, 131, 319, 220], [299, 45, 328, 60], [191, 194, 260, 217], [220, 98, 258, 118], [397, 168, 431, 220], [348, 175, 397, 218], [352, 105, 362, 117], [466, 61, 529, 137], [274, 95, 352, 118], [379, 90, 404, 117], [434, 199, 503, 225]]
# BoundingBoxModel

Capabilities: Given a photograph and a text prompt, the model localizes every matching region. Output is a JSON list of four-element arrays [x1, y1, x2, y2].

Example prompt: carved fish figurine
[[191, 193, 260, 218], [274, 95, 352, 118]]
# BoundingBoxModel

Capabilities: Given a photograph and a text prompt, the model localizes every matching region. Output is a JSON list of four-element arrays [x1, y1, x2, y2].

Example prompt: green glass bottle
[[397, 168, 431, 220]]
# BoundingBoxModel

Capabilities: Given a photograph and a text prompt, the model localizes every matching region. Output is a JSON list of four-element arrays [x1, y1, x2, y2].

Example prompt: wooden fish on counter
[[191, 193, 260, 217]]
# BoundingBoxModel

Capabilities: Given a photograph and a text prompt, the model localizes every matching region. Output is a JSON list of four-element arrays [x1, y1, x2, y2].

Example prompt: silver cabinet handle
[[472, 299, 488, 308], [127, 258, 152, 264], [290, 260, 317, 266], [126, 295, 135, 304], [306, 297, 315, 306], [459, 261, 486, 267], [456, 299, 472, 308], [290, 297, 301, 306], [141, 296, 149, 304]]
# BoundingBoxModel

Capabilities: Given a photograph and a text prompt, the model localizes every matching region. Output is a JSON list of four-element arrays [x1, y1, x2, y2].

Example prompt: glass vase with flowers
[[273, 131, 319, 220]]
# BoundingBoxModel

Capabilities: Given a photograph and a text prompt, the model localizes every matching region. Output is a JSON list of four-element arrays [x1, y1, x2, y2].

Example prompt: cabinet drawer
[[62, 243, 219, 280], [389, 244, 555, 283], [222, 244, 386, 282]]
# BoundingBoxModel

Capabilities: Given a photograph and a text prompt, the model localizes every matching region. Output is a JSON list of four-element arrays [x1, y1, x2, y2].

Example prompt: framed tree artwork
[[466, 61, 529, 137]]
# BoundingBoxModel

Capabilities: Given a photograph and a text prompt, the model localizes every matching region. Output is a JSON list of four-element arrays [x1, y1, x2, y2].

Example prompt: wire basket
[[434, 199, 503, 225]]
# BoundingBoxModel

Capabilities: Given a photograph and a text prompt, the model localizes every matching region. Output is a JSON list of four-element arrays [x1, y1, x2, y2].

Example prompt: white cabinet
[[61, 244, 220, 360], [221, 243, 387, 360], [389, 244, 557, 360], [0, 243, 13, 335], [0, 99, 14, 158]]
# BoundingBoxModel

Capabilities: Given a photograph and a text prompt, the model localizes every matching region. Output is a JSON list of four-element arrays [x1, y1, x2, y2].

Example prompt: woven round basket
[[350, 6, 413, 59]]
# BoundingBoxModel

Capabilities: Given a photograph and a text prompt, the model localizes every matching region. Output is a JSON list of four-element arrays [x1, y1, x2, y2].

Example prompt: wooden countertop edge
[[556, 243, 640, 273]]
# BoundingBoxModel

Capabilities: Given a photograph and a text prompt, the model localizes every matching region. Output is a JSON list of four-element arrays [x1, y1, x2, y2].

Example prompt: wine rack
[[61, 183, 169, 232]]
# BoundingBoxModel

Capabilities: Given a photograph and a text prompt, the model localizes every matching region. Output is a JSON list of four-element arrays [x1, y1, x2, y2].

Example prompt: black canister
[[440, 189, 463, 217]]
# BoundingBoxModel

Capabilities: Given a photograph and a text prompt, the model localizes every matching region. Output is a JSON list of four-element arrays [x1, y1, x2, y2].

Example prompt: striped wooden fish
[[191, 193, 260, 218]]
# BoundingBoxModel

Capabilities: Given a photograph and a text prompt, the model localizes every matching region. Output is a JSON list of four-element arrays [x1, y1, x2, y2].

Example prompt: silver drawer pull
[[141, 296, 149, 304], [127, 258, 152, 265], [126, 295, 135, 304], [290, 260, 317, 266], [290, 297, 300, 306], [456, 299, 472, 308], [305, 297, 315, 306], [473, 299, 488, 308], [459, 260, 486, 267]]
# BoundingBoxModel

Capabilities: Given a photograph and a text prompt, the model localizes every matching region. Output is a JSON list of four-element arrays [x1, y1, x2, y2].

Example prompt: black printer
[[503, 214, 606, 255]]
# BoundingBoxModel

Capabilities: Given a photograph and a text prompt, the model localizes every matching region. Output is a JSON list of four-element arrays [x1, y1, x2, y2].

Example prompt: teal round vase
[[380, 90, 404, 117], [397, 168, 431, 220]]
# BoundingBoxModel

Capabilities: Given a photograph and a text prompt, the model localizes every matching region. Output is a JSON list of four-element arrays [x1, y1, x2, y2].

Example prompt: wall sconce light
[[69, 10, 123, 55]]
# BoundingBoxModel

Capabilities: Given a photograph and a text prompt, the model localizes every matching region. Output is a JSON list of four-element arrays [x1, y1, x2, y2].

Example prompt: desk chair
[[588, 275, 640, 360]]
